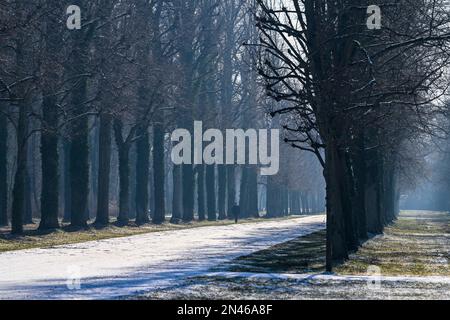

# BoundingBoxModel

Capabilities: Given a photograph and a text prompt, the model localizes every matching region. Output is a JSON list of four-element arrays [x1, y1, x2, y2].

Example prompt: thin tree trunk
[[218, 165, 227, 219], [206, 164, 216, 221], [247, 166, 259, 218], [171, 164, 182, 223], [226, 165, 235, 217], [239, 166, 249, 218], [197, 164, 206, 221]]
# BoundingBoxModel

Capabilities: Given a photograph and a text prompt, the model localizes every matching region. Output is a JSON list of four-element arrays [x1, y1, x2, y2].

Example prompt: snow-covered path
[[0, 215, 325, 300]]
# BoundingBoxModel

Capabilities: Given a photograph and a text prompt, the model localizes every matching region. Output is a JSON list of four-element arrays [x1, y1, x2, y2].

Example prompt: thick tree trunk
[[365, 151, 383, 234], [95, 113, 112, 226], [324, 141, 349, 269], [39, 93, 60, 230], [152, 122, 166, 224], [0, 111, 8, 226], [24, 167, 33, 224], [68, 50, 90, 228], [352, 134, 368, 241], [117, 145, 130, 224], [114, 121, 131, 225], [135, 126, 150, 225], [69, 96, 89, 228], [63, 140, 71, 222], [11, 99, 28, 234]]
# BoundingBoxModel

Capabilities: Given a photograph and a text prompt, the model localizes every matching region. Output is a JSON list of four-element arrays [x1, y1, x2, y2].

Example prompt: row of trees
[[256, 0, 450, 270], [0, 0, 323, 234], [5, 0, 448, 273]]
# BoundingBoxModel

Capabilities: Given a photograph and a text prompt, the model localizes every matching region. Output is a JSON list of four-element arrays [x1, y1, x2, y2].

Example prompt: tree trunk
[[11, 97, 28, 234], [218, 165, 227, 219], [266, 176, 278, 218], [226, 165, 236, 217], [182, 162, 194, 222], [206, 164, 216, 221], [324, 140, 350, 270], [247, 166, 259, 218], [152, 121, 166, 224], [0, 110, 8, 226], [68, 52, 89, 228], [95, 113, 112, 226], [239, 166, 249, 218], [135, 126, 150, 225], [171, 164, 182, 223], [11, 38, 29, 234], [114, 121, 130, 225], [197, 164, 206, 221], [39, 92, 60, 230], [69, 94, 89, 228], [63, 140, 71, 222]]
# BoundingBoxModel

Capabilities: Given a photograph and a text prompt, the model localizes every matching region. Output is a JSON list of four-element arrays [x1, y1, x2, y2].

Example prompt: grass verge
[[221, 211, 450, 277]]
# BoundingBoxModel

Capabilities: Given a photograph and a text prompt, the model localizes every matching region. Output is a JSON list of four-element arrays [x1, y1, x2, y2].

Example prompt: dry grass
[[336, 211, 450, 276], [223, 211, 450, 277]]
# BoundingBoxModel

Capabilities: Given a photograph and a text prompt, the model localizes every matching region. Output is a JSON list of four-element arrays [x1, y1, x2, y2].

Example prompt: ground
[[0, 211, 448, 300], [139, 211, 450, 300], [0, 215, 325, 299]]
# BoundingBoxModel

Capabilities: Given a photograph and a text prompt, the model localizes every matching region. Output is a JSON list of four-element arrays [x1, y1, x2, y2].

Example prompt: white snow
[[0, 215, 326, 300]]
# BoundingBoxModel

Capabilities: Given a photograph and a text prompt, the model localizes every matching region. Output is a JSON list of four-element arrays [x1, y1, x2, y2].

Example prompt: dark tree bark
[[197, 164, 206, 221], [152, 120, 166, 224], [67, 22, 92, 228], [217, 165, 227, 220], [0, 110, 8, 226], [39, 8, 61, 229], [171, 164, 182, 223], [206, 164, 216, 221], [24, 168, 33, 224], [11, 35, 29, 234], [182, 162, 194, 222], [266, 175, 278, 218], [239, 166, 249, 218], [226, 165, 236, 217], [39, 92, 60, 229], [63, 140, 71, 222], [95, 113, 112, 226], [69, 81, 89, 228], [114, 120, 132, 225], [11, 97, 28, 234], [135, 126, 150, 225], [247, 167, 259, 218]]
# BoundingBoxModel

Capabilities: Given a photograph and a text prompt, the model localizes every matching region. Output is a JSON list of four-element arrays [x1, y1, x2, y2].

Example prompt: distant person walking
[[232, 204, 240, 224]]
